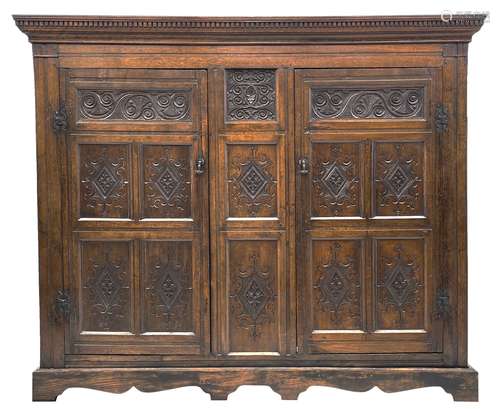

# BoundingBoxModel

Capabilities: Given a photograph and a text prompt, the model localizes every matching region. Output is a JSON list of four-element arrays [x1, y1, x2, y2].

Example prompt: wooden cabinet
[[14, 14, 484, 402]]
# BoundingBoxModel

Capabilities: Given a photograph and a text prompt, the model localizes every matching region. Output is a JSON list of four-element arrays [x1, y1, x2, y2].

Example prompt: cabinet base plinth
[[32, 366, 478, 401]]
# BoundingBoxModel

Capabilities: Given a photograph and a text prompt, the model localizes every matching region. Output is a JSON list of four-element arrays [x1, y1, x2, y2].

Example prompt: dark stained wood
[[14, 15, 484, 402], [32, 367, 478, 401]]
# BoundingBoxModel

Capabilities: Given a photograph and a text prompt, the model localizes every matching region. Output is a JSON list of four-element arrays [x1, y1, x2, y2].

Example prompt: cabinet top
[[13, 14, 486, 44]]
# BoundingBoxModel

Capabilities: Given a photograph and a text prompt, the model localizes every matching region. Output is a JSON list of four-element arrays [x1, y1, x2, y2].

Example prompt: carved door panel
[[296, 68, 443, 354], [210, 68, 292, 356], [62, 69, 209, 355]]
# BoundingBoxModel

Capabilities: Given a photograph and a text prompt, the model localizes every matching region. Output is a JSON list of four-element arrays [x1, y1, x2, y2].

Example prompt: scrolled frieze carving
[[311, 87, 424, 120], [78, 90, 192, 121]]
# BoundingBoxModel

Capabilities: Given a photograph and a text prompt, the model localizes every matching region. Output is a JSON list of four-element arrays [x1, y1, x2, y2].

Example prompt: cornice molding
[[13, 15, 487, 44]]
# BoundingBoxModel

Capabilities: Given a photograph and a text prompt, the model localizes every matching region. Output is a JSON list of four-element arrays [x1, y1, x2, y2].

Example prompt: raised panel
[[311, 239, 363, 331], [227, 144, 278, 218], [373, 141, 425, 217], [78, 144, 131, 219], [79, 241, 132, 333], [141, 240, 193, 333], [311, 142, 362, 218], [374, 238, 426, 331], [141, 145, 192, 219]]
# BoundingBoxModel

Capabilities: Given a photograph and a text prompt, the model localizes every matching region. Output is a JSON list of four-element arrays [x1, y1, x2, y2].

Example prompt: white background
[[0, 0, 497, 407]]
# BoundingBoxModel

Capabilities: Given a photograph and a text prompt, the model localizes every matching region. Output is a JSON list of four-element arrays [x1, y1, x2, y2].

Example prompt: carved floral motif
[[225, 69, 276, 121]]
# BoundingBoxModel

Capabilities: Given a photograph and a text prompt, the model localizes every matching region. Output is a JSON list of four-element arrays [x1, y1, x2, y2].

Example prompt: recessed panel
[[374, 238, 426, 330], [312, 239, 363, 331], [78, 144, 131, 219], [227, 144, 278, 218], [80, 241, 132, 333], [227, 239, 280, 354], [311, 142, 362, 218], [141, 240, 194, 333], [373, 141, 425, 217], [141, 145, 192, 219]]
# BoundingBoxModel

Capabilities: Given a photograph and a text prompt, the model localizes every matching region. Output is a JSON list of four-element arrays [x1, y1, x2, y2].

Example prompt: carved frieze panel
[[375, 239, 425, 330], [227, 144, 278, 218], [374, 142, 425, 217], [312, 240, 362, 330], [81, 241, 132, 332], [78, 89, 192, 121], [311, 142, 362, 218], [142, 241, 193, 333], [79, 144, 130, 219], [227, 240, 279, 352], [142, 145, 191, 219], [225, 69, 276, 121], [311, 87, 424, 120]]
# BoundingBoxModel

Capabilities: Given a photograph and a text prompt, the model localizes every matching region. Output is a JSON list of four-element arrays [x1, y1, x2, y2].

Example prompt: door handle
[[298, 157, 309, 175], [195, 155, 205, 175]]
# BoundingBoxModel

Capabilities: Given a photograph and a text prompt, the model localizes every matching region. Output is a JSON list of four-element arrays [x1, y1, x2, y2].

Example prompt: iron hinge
[[54, 289, 71, 321], [435, 103, 449, 134], [435, 288, 450, 320], [53, 104, 68, 133]]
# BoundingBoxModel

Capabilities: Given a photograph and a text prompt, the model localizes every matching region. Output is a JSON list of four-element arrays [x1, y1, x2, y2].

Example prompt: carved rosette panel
[[313, 241, 362, 330], [374, 142, 424, 216], [310, 87, 424, 120], [79, 144, 130, 219], [375, 240, 425, 330], [312, 143, 361, 217], [143, 241, 193, 332], [78, 89, 192, 121], [228, 145, 278, 217], [142, 145, 191, 219], [229, 253, 277, 338], [81, 241, 131, 332], [225, 69, 276, 121]]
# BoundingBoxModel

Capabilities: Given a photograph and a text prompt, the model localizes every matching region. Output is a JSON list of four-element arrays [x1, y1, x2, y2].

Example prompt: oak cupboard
[[13, 14, 485, 401]]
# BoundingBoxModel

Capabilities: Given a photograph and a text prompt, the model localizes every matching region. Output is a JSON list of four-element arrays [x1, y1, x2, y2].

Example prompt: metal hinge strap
[[435, 103, 449, 134], [435, 288, 450, 320], [54, 289, 71, 321]]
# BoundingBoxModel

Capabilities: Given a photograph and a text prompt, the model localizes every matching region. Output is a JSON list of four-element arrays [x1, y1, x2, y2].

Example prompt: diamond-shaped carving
[[239, 277, 270, 320], [319, 264, 349, 310], [93, 165, 118, 199], [159, 272, 181, 309], [322, 165, 348, 197], [384, 162, 412, 197], [386, 263, 413, 307], [238, 163, 269, 200], [155, 164, 180, 201], [94, 265, 121, 308]]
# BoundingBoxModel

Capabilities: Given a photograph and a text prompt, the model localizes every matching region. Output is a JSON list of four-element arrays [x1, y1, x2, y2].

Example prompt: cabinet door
[[296, 68, 443, 354], [62, 69, 209, 355], [210, 68, 293, 357]]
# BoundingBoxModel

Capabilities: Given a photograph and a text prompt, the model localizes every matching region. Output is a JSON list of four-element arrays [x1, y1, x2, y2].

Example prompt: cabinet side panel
[[34, 51, 65, 367]]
